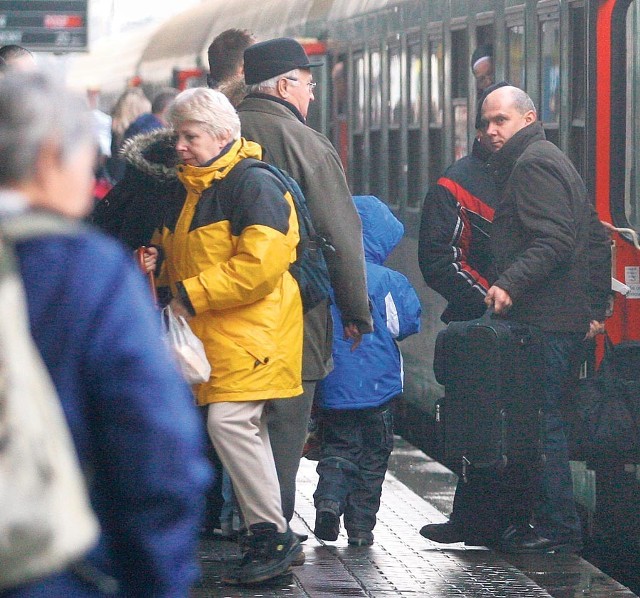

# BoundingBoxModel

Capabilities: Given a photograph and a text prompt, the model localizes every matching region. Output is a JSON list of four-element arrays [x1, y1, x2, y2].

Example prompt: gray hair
[[167, 87, 240, 141], [0, 71, 94, 185], [247, 69, 299, 94], [510, 87, 537, 115]]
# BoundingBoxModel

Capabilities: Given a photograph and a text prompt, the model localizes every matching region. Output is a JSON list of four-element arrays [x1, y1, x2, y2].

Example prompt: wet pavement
[[193, 439, 638, 597]]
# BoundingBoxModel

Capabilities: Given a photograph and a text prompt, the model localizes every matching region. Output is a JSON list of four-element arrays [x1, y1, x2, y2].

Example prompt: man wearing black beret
[[237, 38, 373, 546]]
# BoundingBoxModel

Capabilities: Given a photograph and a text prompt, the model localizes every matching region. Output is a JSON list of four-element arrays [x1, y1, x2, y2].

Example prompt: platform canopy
[[136, 0, 409, 85], [66, 23, 159, 98]]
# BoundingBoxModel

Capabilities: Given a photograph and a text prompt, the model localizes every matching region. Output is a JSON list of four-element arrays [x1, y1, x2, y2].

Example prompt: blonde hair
[[110, 87, 151, 140], [167, 87, 240, 141]]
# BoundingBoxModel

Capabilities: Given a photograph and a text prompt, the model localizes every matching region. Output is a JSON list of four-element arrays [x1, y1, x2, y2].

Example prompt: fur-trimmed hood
[[119, 128, 180, 181]]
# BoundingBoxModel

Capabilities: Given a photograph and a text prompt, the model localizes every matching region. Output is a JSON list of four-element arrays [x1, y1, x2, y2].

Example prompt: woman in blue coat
[[313, 195, 422, 547], [0, 72, 211, 597]]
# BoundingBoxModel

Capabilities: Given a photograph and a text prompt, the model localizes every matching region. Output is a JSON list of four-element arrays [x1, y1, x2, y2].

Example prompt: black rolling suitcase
[[434, 311, 546, 480]]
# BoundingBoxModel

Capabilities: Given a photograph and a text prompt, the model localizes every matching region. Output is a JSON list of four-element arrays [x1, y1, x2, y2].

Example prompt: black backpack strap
[[217, 158, 262, 200]]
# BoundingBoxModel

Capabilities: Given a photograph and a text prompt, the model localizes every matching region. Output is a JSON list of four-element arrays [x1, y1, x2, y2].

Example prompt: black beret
[[244, 37, 322, 85], [475, 80, 510, 130]]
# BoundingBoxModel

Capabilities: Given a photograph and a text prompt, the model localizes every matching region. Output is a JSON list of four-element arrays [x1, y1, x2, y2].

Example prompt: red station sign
[[0, 1, 88, 52]]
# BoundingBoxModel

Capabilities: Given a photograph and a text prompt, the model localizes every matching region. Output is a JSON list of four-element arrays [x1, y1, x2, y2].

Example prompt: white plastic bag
[[162, 305, 211, 385]]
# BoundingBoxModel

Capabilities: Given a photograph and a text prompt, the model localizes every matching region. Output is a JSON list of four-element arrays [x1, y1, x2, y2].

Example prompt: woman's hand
[[170, 297, 193, 321], [138, 246, 158, 274]]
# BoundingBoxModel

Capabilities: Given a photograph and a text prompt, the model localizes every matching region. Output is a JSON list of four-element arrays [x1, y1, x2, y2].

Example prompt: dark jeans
[[449, 330, 583, 545], [314, 404, 394, 535], [534, 330, 583, 544]]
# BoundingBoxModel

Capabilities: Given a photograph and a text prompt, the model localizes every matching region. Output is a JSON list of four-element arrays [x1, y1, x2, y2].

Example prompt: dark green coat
[[238, 94, 373, 380]]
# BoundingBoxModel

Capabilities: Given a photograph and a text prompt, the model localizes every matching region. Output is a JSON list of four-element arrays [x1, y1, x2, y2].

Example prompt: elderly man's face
[[279, 69, 315, 119], [482, 87, 536, 151]]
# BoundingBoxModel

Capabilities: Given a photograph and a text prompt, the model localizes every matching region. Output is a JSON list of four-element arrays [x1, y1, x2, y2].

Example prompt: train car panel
[[65, 0, 640, 554], [604, 0, 640, 343]]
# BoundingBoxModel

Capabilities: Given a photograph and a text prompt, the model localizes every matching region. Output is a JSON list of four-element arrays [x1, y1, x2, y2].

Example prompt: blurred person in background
[[207, 28, 256, 107], [0, 71, 211, 598], [86, 87, 114, 202], [105, 86, 151, 183], [471, 44, 494, 94], [123, 87, 179, 140], [0, 44, 36, 73]]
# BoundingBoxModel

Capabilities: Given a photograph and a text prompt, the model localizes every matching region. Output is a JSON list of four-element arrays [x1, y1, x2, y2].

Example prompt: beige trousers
[[207, 400, 287, 533]]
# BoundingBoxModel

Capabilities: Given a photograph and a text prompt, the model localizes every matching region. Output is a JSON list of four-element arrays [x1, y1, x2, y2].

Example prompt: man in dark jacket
[[418, 132, 498, 324], [238, 38, 373, 527], [418, 131, 504, 547], [482, 85, 611, 552]]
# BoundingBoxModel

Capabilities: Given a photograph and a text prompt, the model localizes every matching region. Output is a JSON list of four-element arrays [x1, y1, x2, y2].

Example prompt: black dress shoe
[[499, 525, 579, 554], [294, 532, 308, 543], [419, 522, 464, 544]]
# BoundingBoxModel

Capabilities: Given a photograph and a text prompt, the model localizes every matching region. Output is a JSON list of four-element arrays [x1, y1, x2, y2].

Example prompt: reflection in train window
[[429, 35, 444, 187], [568, 3, 586, 178], [625, 0, 640, 229], [389, 46, 402, 127], [507, 24, 524, 88], [429, 38, 443, 126], [539, 17, 560, 126], [331, 57, 349, 173], [332, 59, 347, 118], [408, 41, 421, 126], [407, 39, 423, 209], [453, 99, 468, 161], [370, 50, 382, 128], [353, 54, 365, 132], [451, 28, 468, 160]]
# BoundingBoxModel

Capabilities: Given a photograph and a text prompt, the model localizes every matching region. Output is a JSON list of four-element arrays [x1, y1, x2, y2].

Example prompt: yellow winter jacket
[[155, 138, 303, 404]]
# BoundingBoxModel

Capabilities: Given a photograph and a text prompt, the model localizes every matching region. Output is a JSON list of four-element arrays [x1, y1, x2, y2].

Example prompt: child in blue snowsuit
[[313, 195, 422, 546]]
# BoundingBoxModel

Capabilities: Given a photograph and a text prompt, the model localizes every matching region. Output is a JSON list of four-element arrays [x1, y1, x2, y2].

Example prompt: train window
[[539, 16, 560, 127], [476, 24, 494, 49], [332, 59, 347, 118], [407, 38, 423, 209], [331, 57, 349, 172], [429, 37, 443, 127], [370, 50, 382, 129], [407, 41, 421, 126], [568, 3, 586, 178], [451, 28, 469, 159], [389, 46, 402, 127], [474, 23, 495, 95], [353, 53, 365, 133], [506, 24, 525, 88], [352, 53, 365, 193], [625, 1, 640, 228], [450, 29, 468, 99]]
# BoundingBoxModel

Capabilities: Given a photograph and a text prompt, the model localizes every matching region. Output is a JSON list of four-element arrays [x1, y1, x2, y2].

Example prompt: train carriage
[[74, 0, 640, 552]]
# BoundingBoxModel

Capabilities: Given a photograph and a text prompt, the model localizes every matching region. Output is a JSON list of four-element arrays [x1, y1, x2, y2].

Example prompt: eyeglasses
[[284, 77, 317, 91]]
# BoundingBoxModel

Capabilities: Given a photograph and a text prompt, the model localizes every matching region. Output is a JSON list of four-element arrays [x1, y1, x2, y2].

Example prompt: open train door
[[595, 0, 640, 344]]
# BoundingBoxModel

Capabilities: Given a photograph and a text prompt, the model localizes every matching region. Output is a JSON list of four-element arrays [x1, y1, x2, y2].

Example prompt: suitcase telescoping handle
[[136, 246, 158, 304]]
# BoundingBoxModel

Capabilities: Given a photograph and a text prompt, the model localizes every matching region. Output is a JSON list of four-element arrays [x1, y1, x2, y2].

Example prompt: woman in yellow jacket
[[144, 87, 303, 585]]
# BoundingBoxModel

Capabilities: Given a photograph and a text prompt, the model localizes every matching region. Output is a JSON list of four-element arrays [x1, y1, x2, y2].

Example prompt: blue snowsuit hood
[[355, 195, 404, 266], [316, 196, 422, 411]]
